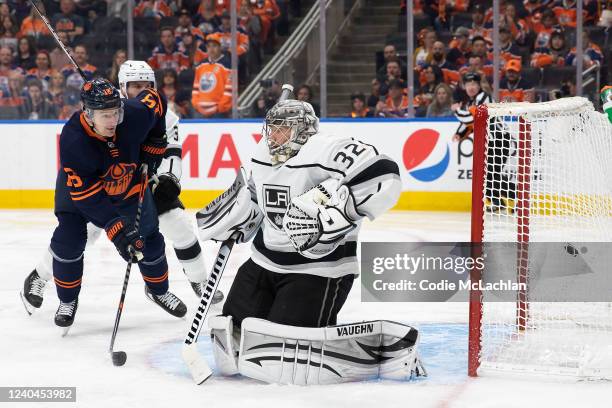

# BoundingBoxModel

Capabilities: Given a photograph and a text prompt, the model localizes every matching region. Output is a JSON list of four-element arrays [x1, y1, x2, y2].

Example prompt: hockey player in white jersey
[[20, 60, 221, 317], [197, 85, 425, 384]]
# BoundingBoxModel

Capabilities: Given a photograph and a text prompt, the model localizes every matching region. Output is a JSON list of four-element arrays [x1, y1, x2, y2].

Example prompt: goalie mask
[[263, 99, 319, 165]]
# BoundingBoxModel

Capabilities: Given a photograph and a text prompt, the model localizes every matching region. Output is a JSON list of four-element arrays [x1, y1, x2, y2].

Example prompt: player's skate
[[144, 287, 187, 318], [54, 298, 78, 337], [20, 269, 47, 315], [189, 280, 224, 304]]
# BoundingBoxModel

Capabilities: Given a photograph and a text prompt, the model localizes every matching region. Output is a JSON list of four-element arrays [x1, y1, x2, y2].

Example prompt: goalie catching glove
[[282, 178, 356, 259]]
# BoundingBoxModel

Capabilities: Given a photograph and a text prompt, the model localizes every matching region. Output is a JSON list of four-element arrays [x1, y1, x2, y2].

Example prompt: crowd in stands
[[0, 0, 293, 120], [348, 0, 609, 118], [0, 0, 606, 120]]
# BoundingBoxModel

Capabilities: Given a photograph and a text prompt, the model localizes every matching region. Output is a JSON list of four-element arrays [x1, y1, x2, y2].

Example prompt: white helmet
[[118, 60, 156, 98]]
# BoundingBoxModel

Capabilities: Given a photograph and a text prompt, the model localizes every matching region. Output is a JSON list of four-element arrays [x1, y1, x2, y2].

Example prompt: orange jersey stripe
[[142, 271, 169, 284], [71, 184, 104, 201], [54, 277, 82, 289]]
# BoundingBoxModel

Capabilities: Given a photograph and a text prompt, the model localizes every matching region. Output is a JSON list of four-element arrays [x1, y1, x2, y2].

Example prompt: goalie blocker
[[209, 315, 426, 385]]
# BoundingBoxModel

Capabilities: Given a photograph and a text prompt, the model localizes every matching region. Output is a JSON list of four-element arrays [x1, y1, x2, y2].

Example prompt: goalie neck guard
[[263, 99, 319, 166]]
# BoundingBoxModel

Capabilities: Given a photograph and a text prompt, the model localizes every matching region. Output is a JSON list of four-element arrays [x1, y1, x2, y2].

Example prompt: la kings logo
[[263, 184, 290, 229]]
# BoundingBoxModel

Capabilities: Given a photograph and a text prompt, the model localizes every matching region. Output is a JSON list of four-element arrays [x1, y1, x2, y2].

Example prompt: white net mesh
[[475, 97, 612, 379]]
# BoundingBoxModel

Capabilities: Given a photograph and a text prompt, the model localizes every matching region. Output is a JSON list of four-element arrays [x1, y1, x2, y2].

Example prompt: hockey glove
[[140, 136, 167, 176], [105, 217, 145, 262], [283, 179, 356, 259], [152, 173, 181, 201]]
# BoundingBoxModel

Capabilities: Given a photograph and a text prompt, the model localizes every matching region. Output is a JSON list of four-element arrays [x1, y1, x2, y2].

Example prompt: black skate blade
[[111, 351, 127, 366], [19, 291, 35, 316]]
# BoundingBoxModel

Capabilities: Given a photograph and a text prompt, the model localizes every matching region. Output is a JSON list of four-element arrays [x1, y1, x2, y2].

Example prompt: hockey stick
[[109, 164, 148, 367], [182, 234, 237, 384], [28, 1, 86, 80]]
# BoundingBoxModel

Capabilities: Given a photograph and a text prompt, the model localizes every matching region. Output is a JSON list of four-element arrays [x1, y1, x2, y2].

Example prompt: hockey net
[[469, 97, 612, 380]]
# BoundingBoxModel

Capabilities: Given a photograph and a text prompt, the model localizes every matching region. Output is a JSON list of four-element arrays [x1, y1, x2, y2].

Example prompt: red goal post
[[468, 97, 612, 379]]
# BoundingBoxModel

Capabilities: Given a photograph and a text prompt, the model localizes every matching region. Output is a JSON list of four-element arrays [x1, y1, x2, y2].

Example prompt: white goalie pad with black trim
[[196, 167, 263, 243], [238, 318, 426, 385]]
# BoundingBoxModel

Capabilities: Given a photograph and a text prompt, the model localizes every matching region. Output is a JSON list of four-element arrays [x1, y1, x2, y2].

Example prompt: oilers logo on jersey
[[199, 71, 218, 92], [263, 184, 290, 230]]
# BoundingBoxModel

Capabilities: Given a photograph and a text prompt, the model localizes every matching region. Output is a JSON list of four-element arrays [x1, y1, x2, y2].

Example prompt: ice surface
[[1, 210, 610, 408]]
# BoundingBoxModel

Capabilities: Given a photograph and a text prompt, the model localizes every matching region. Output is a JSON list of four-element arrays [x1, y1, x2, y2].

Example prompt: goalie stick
[[182, 235, 237, 384]]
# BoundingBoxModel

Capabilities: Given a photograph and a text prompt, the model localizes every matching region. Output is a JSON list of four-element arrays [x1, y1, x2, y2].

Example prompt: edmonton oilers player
[[21, 61, 221, 308], [22, 78, 187, 332]]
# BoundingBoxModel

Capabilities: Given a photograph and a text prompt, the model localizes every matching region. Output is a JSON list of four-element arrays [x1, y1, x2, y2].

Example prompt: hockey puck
[[111, 351, 127, 366]]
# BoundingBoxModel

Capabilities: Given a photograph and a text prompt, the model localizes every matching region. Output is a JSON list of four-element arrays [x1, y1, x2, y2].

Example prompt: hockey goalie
[[195, 85, 426, 385]]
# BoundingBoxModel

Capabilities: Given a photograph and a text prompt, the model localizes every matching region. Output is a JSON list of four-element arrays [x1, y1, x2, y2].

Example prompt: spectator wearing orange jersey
[[564, 30, 604, 68], [19, 5, 50, 39], [552, 0, 597, 27], [376, 80, 411, 118], [134, 0, 173, 19], [531, 30, 567, 68], [252, 0, 280, 48], [175, 8, 206, 47], [195, 0, 222, 36], [499, 59, 534, 103], [447, 27, 471, 68], [51, 0, 85, 44], [191, 34, 232, 118], [215, 11, 250, 57], [61, 44, 97, 89], [469, 4, 492, 44], [26, 51, 58, 90], [348, 93, 372, 118], [148, 27, 190, 72], [533, 9, 560, 50]]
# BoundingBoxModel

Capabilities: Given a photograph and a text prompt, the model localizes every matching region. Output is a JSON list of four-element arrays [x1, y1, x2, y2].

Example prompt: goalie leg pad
[[209, 315, 240, 376], [238, 318, 425, 385]]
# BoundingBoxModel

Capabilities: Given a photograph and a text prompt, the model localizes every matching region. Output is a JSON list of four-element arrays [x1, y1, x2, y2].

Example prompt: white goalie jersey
[[248, 131, 401, 278]]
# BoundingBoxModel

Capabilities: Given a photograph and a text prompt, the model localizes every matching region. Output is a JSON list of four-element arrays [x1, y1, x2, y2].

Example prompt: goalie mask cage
[[469, 97, 612, 380]]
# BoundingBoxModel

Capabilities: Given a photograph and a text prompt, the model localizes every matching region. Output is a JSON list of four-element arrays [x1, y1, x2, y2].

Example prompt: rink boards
[[0, 118, 473, 211]]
